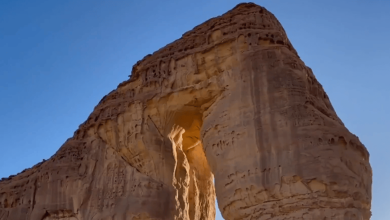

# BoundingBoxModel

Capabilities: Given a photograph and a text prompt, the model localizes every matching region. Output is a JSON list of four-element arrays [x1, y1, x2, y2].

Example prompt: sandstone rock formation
[[0, 3, 372, 220]]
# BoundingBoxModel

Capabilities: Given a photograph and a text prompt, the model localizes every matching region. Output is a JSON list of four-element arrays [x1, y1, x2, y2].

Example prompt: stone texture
[[0, 3, 372, 220]]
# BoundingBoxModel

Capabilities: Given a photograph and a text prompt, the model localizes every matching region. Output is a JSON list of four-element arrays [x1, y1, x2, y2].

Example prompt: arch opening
[[168, 106, 216, 220]]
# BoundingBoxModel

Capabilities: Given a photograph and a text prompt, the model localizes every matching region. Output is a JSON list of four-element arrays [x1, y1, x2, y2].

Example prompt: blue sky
[[0, 0, 389, 219]]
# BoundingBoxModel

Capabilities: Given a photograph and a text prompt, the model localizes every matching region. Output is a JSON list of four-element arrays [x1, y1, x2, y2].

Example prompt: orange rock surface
[[0, 3, 372, 220]]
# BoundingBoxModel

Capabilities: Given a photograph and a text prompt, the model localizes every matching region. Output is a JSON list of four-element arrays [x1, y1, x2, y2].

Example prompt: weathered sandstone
[[0, 3, 372, 220]]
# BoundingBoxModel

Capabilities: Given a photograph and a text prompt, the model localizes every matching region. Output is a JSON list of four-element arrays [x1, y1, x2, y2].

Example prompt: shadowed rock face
[[0, 3, 372, 220]]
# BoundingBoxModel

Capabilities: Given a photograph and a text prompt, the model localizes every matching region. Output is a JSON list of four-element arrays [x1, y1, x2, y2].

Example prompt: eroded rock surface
[[0, 3, 372, 220]]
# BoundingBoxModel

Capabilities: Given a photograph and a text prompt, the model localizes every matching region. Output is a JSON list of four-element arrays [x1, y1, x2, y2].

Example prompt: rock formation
[[0, 3, 372, 220]]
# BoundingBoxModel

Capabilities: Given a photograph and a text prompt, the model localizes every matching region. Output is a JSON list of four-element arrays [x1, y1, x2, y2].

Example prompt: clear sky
[[0, 0, 389, 219]]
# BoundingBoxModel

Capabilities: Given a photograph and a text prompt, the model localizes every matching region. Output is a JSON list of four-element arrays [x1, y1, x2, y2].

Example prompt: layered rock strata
[[0, 3, 372, 220]]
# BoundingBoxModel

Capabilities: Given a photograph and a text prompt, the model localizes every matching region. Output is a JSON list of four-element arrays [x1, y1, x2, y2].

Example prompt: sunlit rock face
[[0, 3, 372, 220]]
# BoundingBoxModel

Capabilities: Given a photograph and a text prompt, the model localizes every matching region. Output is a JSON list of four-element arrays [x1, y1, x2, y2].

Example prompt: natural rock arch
[[0, 3, 371, 220]]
